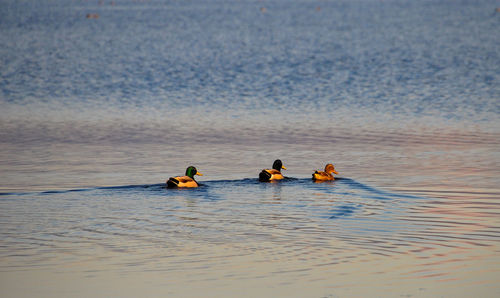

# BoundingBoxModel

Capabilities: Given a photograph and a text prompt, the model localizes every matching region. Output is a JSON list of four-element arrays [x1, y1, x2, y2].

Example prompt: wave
[[0, 177, 424, 200]]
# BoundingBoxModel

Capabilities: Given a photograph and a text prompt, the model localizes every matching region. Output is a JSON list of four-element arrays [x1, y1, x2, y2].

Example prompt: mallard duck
[[259, 159, 287, 182], [312, 163, 339, 181], [167, 166, 203, 188]]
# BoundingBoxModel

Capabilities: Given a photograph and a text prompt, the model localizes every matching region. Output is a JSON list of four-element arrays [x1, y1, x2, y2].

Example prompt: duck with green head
[[259, 159, 287, 182], [167, 166, 203, 188], [312, 163, 339, 181]]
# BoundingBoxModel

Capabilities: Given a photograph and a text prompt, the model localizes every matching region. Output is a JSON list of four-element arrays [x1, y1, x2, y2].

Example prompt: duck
[[259, 159, 287, 182], [167, 166, 203, 188], [312, 163, 339, 181]]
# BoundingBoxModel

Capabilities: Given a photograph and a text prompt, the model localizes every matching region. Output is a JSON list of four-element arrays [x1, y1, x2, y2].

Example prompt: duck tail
[[259, 170, 272, 182], [312, 171, 322, 181], [167, 177, 179, 188]]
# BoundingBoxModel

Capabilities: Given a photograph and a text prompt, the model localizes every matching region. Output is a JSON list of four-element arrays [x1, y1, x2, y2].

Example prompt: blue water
[[0, 178, 428, 257], [1, 0, 499, 297]]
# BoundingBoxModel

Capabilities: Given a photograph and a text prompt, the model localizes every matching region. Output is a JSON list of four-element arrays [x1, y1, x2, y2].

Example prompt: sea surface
[[1, 0, 499, 297]]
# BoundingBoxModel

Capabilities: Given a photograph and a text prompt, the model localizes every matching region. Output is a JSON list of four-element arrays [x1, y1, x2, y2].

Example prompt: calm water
[[1, 0, 499, 297]]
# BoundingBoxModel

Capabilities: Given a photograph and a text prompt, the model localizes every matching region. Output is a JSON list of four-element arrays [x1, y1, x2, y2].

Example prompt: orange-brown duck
[[312, 164, 339, 181]]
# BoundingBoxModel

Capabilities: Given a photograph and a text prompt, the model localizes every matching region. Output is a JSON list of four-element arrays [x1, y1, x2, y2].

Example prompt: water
[[1, 0, 499, 296]]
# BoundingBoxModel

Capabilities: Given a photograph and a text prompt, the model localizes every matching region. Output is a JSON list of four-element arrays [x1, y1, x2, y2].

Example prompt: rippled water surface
[[1, 0, 499, 297]]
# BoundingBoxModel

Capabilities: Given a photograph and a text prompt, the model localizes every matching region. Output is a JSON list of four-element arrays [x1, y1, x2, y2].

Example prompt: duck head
[[272, 159, 287, 171], [324, 164, 338, 174], [185, 166, 203, 178]]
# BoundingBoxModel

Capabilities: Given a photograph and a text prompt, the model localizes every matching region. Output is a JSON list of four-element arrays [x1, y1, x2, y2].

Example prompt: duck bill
[[332, 170, 339, 174], [196, 171, 203, 176], [282, 166, 287, 170]]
